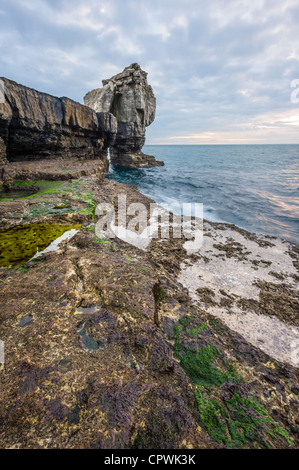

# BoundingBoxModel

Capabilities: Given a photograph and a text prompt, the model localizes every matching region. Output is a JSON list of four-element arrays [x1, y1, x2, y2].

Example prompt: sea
[[107, 144, 299, 244]]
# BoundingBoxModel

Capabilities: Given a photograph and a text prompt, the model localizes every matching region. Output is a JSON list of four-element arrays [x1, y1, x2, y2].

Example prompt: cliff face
[[0, 138, 6, 165], [0, 78, 117, 166], [0, 70, 163, 170], [84, 64, 164, 168]]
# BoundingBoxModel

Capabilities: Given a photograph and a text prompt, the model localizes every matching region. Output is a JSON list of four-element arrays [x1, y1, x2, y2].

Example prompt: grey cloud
[[0, 0, 298, 143]]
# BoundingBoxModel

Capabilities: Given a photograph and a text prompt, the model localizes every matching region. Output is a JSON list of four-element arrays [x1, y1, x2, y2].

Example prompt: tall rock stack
[[84, 63, 164, 168]]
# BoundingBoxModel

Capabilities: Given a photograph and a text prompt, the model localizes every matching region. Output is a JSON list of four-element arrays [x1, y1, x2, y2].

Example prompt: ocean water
[[107, 145, 299, 244]]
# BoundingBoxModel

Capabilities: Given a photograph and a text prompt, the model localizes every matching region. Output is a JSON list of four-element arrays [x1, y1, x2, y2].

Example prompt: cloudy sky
[[1, 0, 299, 144]]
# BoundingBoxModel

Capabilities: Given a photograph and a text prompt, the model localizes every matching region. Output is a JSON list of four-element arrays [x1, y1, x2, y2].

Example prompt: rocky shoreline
[[0, 160, 298, 449], [0, 64, 298, 450], [178, 221, 299, 367], [0, 64, 163, 169]]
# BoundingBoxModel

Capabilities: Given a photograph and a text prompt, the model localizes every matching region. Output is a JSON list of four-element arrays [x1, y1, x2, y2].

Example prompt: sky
[[0, 0, 299, 144]]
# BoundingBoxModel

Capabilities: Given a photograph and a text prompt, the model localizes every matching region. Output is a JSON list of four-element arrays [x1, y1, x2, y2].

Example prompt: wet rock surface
[[84, 64, 164, 168], [0, 168, 298, 449]]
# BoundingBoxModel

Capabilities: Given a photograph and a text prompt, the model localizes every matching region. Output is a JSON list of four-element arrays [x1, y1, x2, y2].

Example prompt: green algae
[[70, 193, 97, 220], [0, 180, 65, 201], [25, 203, 74, 219], [17, 267, 30, 274], [0, 179, 91, 203], [0, 179, 99, 226], [94, 236, 112, 245], [173, 315, 294, 448], [173, 323, 229, 386], [179, 344, 239, 387], [0, 223, 81, 267], [187, 323, 208, 337], [194, 389, 294, 448], [0, 189, 38, 199], [84, 224, 96, 232]]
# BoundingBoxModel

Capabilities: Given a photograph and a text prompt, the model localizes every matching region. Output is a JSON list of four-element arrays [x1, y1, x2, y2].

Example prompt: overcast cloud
[[0, 0, 299, 143]]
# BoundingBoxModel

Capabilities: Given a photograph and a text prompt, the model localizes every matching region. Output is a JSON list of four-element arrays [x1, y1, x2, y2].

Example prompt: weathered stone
[[96, 112, 118, 148], [0, 138, 8, 164], [0, 77, 117, 169], [84, 63, 164, 168], [0, 176, 298, 449], [0, 157, 108, 184], [110, 151, 164, 169], [18, 315, 34, 328]]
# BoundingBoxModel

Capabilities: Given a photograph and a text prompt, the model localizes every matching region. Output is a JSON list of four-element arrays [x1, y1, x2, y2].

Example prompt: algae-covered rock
[[0, 176, 298, 450], [0, 223, 81, 267]]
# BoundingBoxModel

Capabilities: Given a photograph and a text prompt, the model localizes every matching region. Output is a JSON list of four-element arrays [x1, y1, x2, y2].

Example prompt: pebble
[[18, 315, 33, 327]]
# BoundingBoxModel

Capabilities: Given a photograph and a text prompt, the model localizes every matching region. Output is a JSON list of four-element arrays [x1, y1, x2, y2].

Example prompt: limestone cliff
[[84, 63, 164, 168], [0, 78, 117, 169]]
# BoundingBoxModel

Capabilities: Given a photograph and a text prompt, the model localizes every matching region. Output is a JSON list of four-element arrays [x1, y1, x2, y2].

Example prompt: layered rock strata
[[0, 78, 117, 168], [84, 63, 164, 168]]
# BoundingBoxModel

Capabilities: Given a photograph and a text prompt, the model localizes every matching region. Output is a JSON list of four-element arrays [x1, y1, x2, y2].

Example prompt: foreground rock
[[0, 77, 117, 168], [0, 167, 298, 449], [84, 64, 164, 168], [0, 157, 108, 184]]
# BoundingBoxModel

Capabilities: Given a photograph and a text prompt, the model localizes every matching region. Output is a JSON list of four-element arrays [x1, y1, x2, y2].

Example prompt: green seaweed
[[0, 180, 65, 201], [180, 345, 236, 387], [17, 267, 30, 274], [178, 316, 193, 326], [0, 223, 81, 267], [173, 315, 293, 448], [195, 389, 228, 442], [70, 192, 97, 220], [195, 390, 294, 448], [174, 318, 239, 387], [94, 236, 112, 245], [84, 225, 96, 232], [26, 203, 74, 219]]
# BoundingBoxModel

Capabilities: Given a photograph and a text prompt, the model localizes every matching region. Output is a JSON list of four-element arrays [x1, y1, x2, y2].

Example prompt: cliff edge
[[0, 77, 117, 174]]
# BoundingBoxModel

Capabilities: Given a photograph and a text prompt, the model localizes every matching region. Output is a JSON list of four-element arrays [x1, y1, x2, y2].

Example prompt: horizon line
[[145, 142, 299, 146]]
